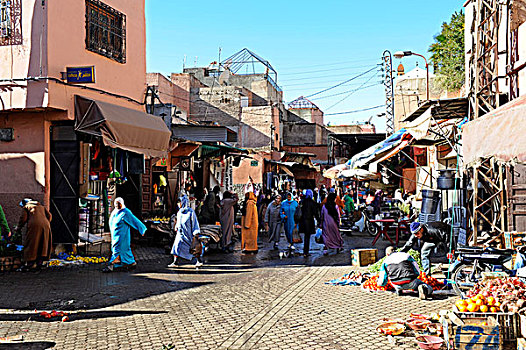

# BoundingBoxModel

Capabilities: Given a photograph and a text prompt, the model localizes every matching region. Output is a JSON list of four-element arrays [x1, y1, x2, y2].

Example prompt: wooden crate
[[449, 310, 520, 343], [351, 249, 377, 267], [444, 316, 502, 350]]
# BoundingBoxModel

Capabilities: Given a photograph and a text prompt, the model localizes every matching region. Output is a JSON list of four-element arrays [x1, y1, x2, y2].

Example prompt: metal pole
[[473, 167, 479, 246], [411, 52, 429, 101], [382, 50, 395, 135]]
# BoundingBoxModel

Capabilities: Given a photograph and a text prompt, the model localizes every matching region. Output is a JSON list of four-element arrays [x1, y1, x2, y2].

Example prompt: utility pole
[[383, 50, 395, 135]]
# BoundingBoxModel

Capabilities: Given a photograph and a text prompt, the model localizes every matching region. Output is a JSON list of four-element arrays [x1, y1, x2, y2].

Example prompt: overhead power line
[[309, 82, 381, 100], [279, 58, 382, 71], [325, 71, 379, 111], [305, 65, 380, 98], [282, 75, 380, 88], [324, 104, 384, 116], [279, 63, 381, 76]]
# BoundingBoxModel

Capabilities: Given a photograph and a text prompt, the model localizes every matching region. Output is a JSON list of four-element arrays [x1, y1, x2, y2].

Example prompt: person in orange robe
[[241, 192, 258, 253]]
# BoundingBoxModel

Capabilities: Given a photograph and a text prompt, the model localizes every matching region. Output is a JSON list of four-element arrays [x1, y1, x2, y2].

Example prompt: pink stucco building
[[0, 0, 154, 242]]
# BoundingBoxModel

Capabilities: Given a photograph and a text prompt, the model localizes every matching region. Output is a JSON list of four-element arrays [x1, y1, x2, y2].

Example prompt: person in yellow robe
[[241, 191, 258, 253]]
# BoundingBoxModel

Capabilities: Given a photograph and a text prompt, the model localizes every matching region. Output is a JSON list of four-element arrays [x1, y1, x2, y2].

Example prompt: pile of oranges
[[454, 294, 501, 313]]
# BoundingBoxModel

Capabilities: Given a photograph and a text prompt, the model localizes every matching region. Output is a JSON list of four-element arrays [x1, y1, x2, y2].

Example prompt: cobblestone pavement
[[0, 230, 455, 349]]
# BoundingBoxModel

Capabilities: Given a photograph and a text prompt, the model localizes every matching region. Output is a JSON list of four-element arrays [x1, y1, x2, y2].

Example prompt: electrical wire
[[279, 64, 381, 78], [0, 77, 144, 105], [281, 74, 380, 88], [324, 105, 384, 116], [305, 66, 380, 98], [324, 71, 379, 111], [309, 82, 381, 100], [279, 58, 382, 71]]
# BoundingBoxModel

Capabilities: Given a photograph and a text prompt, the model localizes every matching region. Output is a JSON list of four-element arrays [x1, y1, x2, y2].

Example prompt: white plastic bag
[[354, 216, 365, 232]]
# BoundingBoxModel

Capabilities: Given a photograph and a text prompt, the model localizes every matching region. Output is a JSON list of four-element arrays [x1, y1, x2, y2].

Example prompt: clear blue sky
[[146, 1, 464, 131]]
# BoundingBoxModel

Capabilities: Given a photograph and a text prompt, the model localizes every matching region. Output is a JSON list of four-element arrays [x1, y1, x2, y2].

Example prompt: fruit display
[[361, 272, 443, 291], [455, 277, 526, 314], [48, 253, 109, 267], [362, 275, 394, 291], [147, 217, 170, 223], [418, 272, 444, 290]]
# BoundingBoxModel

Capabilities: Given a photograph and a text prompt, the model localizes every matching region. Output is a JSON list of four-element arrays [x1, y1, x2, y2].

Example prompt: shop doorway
[[295, 179, 316, 190], [116, 174, 142, 219], [50, 124, 79, 244]]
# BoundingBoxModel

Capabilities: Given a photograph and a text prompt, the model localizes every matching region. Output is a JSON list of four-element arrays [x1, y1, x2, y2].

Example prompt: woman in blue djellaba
[[103, 197, 146, 272], [168, 195, 202, 267], [280, 192, 298, 250]]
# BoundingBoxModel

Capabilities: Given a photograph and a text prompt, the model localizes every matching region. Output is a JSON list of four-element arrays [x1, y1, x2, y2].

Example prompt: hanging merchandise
[[159, 175, 167, 187], [108, 150, 127, 185]]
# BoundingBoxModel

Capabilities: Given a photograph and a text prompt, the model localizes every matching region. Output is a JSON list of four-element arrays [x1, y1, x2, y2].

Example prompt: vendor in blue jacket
[[377, 246, 433, 300], [400, 221, 451, 275]]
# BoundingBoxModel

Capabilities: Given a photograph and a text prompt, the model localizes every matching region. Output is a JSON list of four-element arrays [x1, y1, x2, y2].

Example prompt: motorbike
[[339, 204, 378, 236], [448, 245, 516, 296]]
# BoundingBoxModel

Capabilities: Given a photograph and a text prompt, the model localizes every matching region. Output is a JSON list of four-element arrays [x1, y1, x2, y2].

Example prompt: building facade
[[0, 0, 169, 243]]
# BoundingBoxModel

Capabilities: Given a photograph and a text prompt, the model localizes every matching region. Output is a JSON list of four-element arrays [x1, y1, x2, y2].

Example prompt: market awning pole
[[473, 167, 479, 246], [499, 163, 506, 235]]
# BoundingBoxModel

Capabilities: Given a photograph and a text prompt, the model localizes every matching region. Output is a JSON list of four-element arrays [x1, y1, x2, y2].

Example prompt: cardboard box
[[351, 249, 377, 267]]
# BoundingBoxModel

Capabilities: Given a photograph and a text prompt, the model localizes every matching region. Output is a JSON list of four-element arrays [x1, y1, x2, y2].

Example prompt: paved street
[[0, 232, 454, 349]]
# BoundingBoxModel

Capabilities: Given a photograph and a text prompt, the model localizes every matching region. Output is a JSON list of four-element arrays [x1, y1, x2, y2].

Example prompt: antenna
[[183, 55, 186, 70]]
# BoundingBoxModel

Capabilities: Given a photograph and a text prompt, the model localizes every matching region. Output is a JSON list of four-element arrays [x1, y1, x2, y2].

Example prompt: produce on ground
[[368, 249, 422, 273], [55, 252, 108, 264], [376, 322, 405, 336], [38, 310, 69, 319], [362, 275, 394, 291], [362, 272, 443, 291], [455, 277, 526, 313]]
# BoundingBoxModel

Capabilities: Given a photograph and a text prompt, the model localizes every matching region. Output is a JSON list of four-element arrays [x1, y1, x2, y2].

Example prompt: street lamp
[[393, 50, 429, 101]]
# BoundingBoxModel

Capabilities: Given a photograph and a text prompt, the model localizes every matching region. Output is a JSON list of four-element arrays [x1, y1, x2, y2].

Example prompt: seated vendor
[[377, 246, 433, 300]]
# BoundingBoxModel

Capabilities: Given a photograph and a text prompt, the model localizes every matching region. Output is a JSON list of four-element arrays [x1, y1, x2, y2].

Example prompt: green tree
[[429, 10, 465, 92]]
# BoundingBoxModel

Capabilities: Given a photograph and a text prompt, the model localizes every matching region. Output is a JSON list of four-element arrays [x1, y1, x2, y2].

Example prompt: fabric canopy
[[346, 129, 413, 169], [323, 164, 347, 180], [462, 94, 526, 166], [404, 107, 432, 140], [74, 95, 171, 158], [339, 168, 380, 181]]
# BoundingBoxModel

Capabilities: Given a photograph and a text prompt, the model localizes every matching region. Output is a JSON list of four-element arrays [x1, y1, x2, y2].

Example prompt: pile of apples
[[456, 277, 526, 314]]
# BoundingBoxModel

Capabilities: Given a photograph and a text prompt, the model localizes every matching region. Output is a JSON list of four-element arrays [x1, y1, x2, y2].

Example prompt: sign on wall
[[0, 128, 14, 141], [66, 66, 95, 84]]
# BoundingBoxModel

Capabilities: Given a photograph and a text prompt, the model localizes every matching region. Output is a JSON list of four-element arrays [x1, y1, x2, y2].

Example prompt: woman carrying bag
[[298, 190, 319, 256]]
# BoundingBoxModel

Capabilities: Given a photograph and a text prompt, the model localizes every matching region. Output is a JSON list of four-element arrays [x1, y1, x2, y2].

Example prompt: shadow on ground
[[0, 342, 55, 350], [0, 230, 412, 312], [0, 310, 167, 322]]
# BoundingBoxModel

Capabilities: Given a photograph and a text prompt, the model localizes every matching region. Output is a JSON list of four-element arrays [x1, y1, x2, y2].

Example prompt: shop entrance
[[50, 123, 79, 244]]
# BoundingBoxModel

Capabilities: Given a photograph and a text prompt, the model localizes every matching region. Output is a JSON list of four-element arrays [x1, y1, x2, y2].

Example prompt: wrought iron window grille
[[85, 0, 126, 63], [0, 0, 11, 38]]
